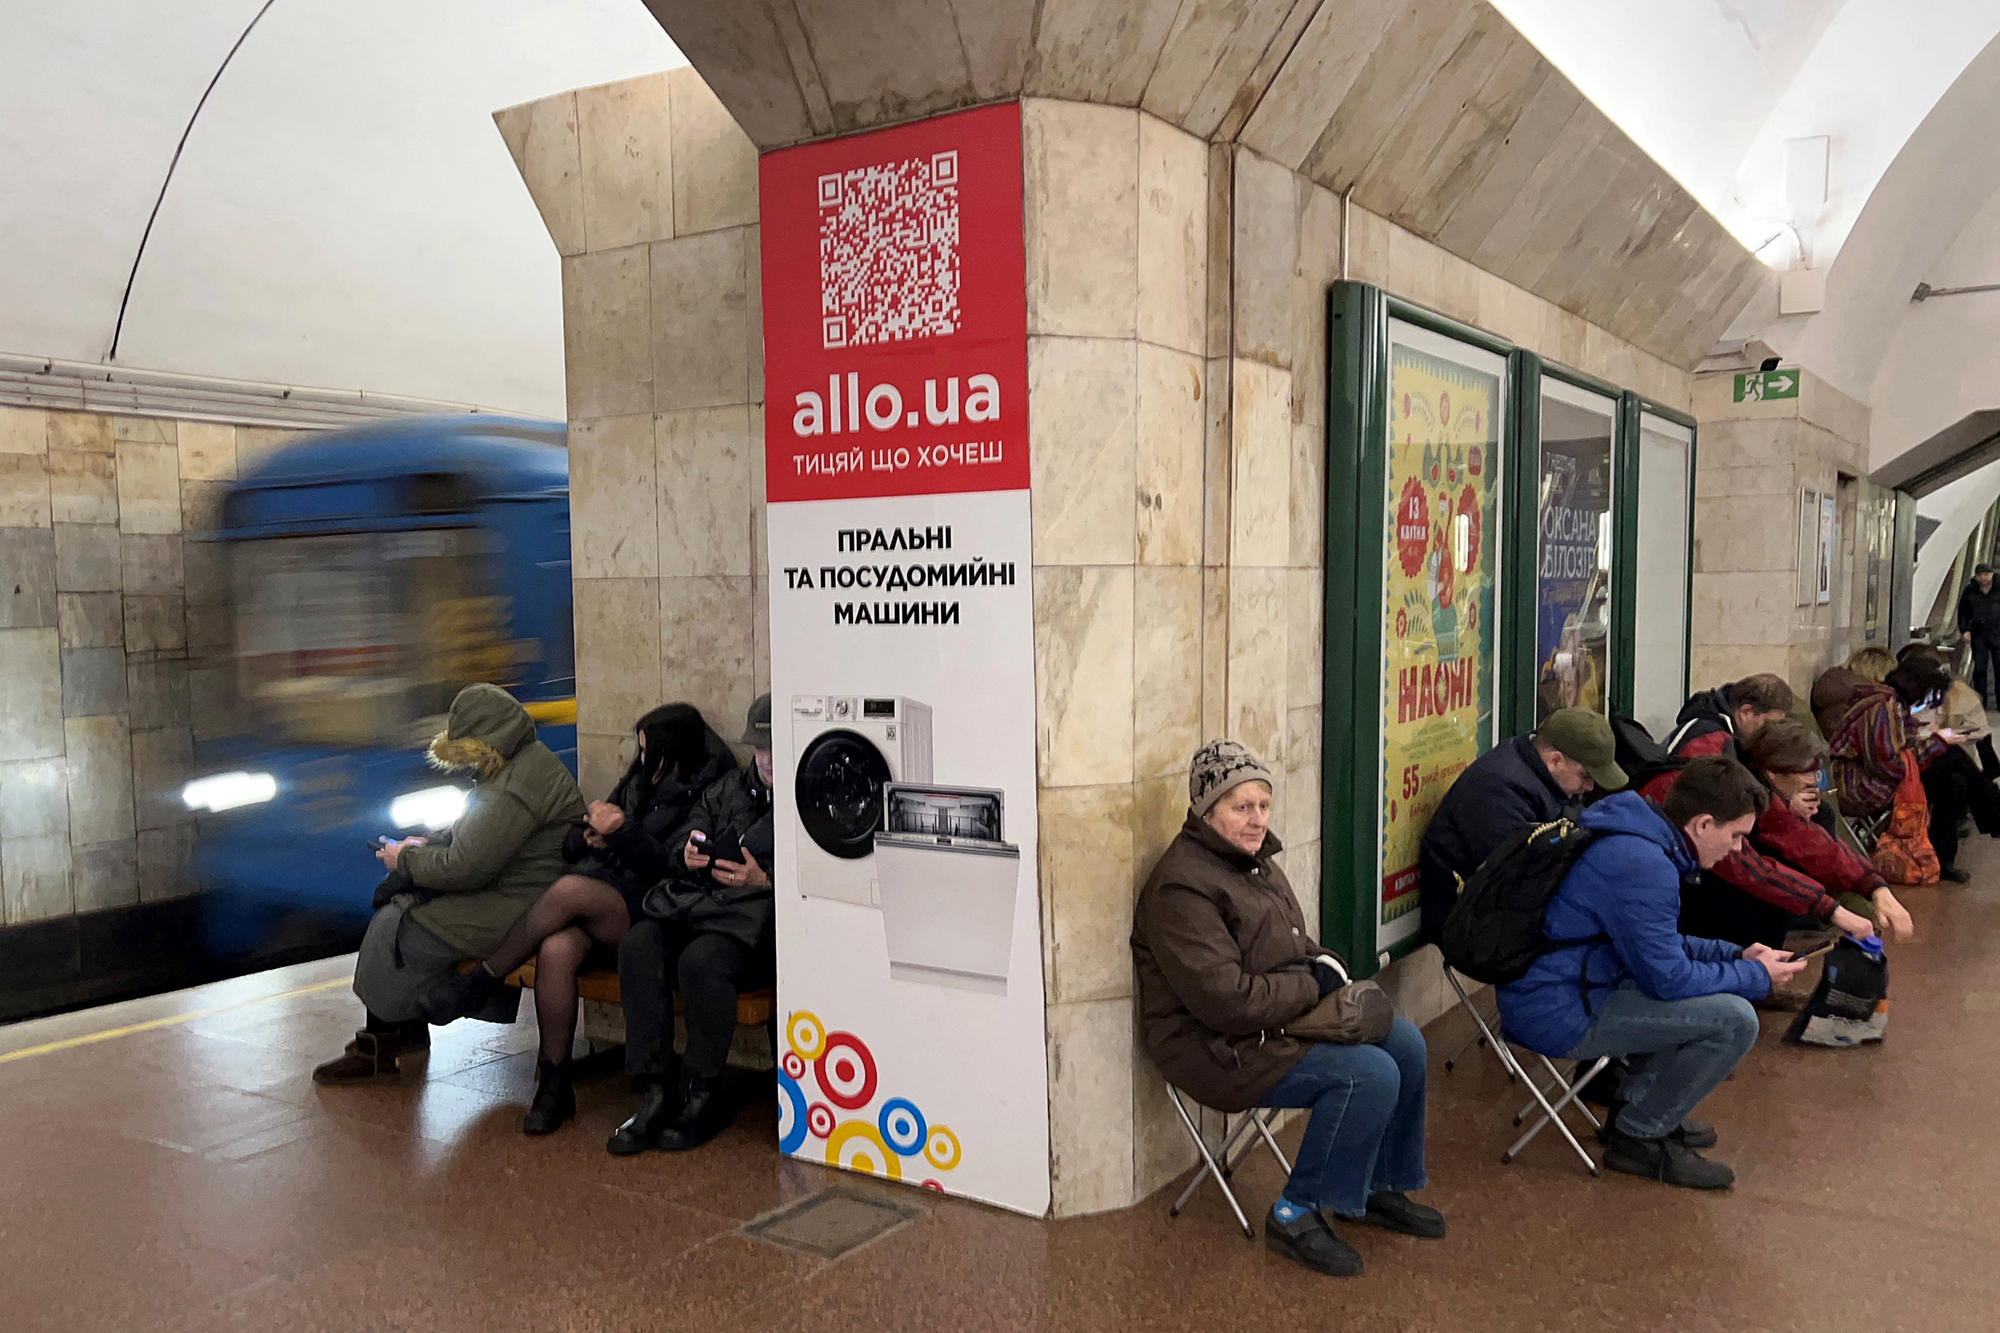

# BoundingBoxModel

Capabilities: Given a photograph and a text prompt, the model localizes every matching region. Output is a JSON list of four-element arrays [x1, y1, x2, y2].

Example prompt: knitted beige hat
[[1188, 739, 1275, 816]]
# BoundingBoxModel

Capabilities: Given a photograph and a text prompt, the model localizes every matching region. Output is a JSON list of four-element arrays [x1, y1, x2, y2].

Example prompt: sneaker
[[311, 1024, 427, 1086], [1356, 1191, 1445, 1238], [1597, 1101, 1717, 1149], [522, 1060, 575, 1135], [1602, 1124, 1735, 1190], [1941, 865, 1973, 884], [1265, 1206, 1363, 1277]]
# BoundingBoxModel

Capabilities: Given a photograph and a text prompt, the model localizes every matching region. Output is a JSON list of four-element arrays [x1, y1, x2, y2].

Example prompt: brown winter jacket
[[1131, 813, 1327, 1112]]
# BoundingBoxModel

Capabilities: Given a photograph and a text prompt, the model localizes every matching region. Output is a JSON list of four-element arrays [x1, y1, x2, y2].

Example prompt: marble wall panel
[[1232, 150, 1300, 372], [131, 725, 194, 832], [1136, 114, 1207, 357], [183, 538, 228, 607], [1693, 495, 1796, 575], [48, 413, 112, 453], [114, 442, 180, 535], [578, 73, 677, 251], [1037, 782, 1137, 1005], [64, 713, 133, 845], [573, 578, 664, 736], [233, 427, 296, 475], [1130, 1030, 1198, 1200], [752, 574, 771, 698], [1131, 771, 1190, 893], [1691, 571, 1795, 649], [658, 575, 756, 742], [179, 481, 228, 535], [123, 595, 186, 653], [175, 422, 236, 482], [58, 593, 122, 649], [1046, 995, 1137, 1217], [563, 245, 655, 420], [671, 71, 759, 236], [744, 226, 765, 404], [493, 92, 587, 257], [1226, 567, 1287, 763], [1199, 563, 1229, 743], [1283, 703, 1322, 852], [657, 406, 755, 578], [1028, 336, 1137, 567], [1024, 100, 1138, 339], [187, 667, 237, 743], [127, 659, 190, 731], [1287, 566, 1323, 708], [183, 599, 229, 659], [1133, 343, 1203, 567], [1290, 419, 1324, 571], [138, 826, 196, 902], [3, 834, 71, 924], [568, 415, 660, 580], [72, 839, 138, 913], [47, 452, 117, 526], [0, 454, 52, 528], [0, 407, 47, 454], [576, 731, 630, 805], [1034, 565, 1134, 788], [112, 416, 175, 445], [1280, 836, 1321, 940], [121, 534, 182, 596], [1229, 360, 1292, 568], [53, 523, 122, 593], [0, 628, 62, 762], [0, 528, 56, 629], [61, 648, 126, 718], [0, 757, 68, 839], [1201, 356, 1231, 567], [1132, 565, 1202, 780], [652, 228, 751, 413]]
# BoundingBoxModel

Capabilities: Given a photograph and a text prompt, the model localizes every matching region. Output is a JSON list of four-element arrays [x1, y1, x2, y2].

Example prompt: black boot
[[416, 964, 503, 1024], [1265, 1205, 1362, 1277], [656, 1071, 733, 1152], [522, 1060, 575, 1135], [312, 1017, 429, 1086], [1602, 1123, 1735, 1190], [1596, 1101, 1716, 1149], [606, 1076, 681, 1155]]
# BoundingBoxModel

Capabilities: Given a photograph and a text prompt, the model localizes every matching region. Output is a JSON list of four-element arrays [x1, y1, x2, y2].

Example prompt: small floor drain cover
[[740, 1187, 924, 1259]]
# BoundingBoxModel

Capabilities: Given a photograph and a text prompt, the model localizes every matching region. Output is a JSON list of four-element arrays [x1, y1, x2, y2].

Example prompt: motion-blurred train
[[184, 414, 575, 953]]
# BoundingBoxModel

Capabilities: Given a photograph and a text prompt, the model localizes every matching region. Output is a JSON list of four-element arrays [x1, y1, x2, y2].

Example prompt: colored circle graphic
[[878, 1097, 927, 1156], [825, 1120, 902, 1180], [807, 1102, 836, 1139], [781, 1051, 806, 1080], [923, 1125, 962, 1171], [814, 1031, 878, 1110], [922, 1180, 945, 1192], [776, 1071, 809, 1154], [786, 1010, 826, 1061]]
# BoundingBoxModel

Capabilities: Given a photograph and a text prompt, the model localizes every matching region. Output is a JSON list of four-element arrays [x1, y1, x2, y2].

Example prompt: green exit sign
[[1733, 369, 1799, 401]]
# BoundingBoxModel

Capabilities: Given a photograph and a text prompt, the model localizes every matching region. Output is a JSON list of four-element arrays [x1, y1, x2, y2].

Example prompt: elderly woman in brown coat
[[1131, 741, 1441, 1280]]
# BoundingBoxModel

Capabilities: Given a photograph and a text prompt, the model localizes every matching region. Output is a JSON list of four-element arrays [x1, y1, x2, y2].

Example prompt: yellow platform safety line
[[0, 976, 350, 1068], [524, 698, 577, 727]]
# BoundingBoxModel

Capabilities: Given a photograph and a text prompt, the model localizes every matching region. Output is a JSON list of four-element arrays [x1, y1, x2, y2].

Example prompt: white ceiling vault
[[0, 0, 684, 418]]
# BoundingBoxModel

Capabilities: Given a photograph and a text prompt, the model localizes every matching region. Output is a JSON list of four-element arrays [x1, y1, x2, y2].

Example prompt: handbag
[[1784, 937, 1888, 1048], [1870, 752, 1939, 886], [1283, 954, 1395, 1045]]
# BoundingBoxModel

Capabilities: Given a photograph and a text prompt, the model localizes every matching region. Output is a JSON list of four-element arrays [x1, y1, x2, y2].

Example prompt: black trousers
[[1921, 745, 2000, 868], [1679, 873, 1813, 951], [617, 919, 774, 1079], [1972, 634, 2000, 705]]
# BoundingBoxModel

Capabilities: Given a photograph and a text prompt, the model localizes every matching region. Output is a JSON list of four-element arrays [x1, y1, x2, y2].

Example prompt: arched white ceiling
[[0, 0, 684, 417], [1489, 0, 1999, 272]]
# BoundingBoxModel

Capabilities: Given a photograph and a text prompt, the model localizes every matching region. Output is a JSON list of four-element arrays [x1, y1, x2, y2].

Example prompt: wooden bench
[[502, 961, 774, 1026]]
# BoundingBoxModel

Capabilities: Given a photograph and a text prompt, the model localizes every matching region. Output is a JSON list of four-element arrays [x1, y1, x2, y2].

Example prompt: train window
[[407, 472, 476, 515]]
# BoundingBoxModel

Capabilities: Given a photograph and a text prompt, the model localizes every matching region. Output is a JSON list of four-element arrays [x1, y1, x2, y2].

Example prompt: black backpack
[[1440, 818, 1602, 984], [1610, 712, 1682, 792]]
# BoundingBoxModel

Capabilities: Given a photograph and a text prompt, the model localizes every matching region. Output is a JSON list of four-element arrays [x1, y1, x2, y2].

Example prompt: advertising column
[[758, 104, 1051, 1216]]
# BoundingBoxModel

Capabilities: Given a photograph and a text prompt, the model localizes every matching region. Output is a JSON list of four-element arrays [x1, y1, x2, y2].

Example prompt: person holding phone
[[609, 695, 777, 1156]]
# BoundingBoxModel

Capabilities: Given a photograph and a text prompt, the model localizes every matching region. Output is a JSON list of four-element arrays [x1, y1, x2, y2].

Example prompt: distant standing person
[[1958, 563, 2000, 706]]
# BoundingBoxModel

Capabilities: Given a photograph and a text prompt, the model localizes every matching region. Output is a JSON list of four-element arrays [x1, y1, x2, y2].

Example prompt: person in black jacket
[[1418, 708, 1627, 944], [609, 694, 776, 1157], [1959, 563, 2000, 706], [423, 702, 734, 1133]]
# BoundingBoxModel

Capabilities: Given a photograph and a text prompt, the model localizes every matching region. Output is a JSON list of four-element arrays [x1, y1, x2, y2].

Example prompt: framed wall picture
[[1797, 489, 1819, 607], [1817, 492, 1836, 605]]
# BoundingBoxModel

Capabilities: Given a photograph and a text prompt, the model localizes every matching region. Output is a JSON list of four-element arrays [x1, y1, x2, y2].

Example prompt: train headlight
[[182, 771, 278, 813], [391, 786, 467, 830]]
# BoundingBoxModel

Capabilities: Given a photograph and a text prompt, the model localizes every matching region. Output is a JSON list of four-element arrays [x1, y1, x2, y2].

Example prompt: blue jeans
[[1565, 983, 1759, 1139], [1258, 1016, 1428, 1218]]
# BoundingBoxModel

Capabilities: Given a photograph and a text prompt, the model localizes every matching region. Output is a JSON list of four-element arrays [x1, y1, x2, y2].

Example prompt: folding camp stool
[[1441, 969, 1515, 1079], [1164, 1086, 1294, 1240], [1494, 1043, 1613, 1176]]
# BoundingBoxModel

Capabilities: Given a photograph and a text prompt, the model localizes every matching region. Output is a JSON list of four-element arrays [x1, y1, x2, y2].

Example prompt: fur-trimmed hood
[[428, 683, 535, 780]]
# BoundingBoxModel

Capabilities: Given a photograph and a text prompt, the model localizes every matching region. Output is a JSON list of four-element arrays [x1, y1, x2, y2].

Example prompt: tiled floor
[[7, 839, 2000, 1333]]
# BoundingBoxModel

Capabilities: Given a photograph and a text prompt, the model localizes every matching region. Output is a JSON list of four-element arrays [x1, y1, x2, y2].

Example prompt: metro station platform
[[7, 848, 1997, 1333]]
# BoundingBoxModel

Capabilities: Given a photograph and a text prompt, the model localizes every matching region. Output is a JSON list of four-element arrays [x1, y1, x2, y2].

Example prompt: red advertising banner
[[758, 102, 1029, 502]]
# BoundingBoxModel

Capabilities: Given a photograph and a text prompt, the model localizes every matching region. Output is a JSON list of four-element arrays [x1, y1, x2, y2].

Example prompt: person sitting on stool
[[607, 695, 775, 1156]]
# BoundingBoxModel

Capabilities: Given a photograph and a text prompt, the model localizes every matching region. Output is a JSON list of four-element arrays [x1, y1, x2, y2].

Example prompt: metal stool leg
[[1501, 1055, 1610, 1176], [1444, 970, 1516, 1081], [1165, 1087, 1257, 1240]]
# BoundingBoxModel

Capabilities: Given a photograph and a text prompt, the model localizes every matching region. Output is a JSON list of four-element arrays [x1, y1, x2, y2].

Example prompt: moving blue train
[[186, 414, 575, 954]]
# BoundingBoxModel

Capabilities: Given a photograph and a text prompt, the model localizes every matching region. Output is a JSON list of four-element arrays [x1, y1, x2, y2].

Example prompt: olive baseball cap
[[1536, 708, 1627, 789], [741, 694, 772, 746]]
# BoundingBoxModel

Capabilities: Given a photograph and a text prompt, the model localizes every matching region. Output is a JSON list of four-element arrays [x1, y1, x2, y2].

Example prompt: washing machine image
[[874, 783, 1021, 995], [791, 696, 933, 907]]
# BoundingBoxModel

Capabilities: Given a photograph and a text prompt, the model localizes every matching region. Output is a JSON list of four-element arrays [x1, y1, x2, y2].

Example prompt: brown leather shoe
[[312, 1025, 428, 1086]]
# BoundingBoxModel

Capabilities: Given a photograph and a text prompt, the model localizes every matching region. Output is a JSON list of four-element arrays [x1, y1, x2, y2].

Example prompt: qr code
[[818, 150, 960, 349]]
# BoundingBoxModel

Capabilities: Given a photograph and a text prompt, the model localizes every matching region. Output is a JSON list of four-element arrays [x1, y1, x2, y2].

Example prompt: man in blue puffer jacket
[[1499, 756, 1808, 1189]]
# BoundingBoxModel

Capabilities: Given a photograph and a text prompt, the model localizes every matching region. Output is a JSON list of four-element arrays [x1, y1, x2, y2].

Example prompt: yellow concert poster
[[1377, 335, 1502, 948]]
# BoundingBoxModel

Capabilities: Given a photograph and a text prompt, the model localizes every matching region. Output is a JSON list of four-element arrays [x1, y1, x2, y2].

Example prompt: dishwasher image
[[873, 783, 1021, 995]]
